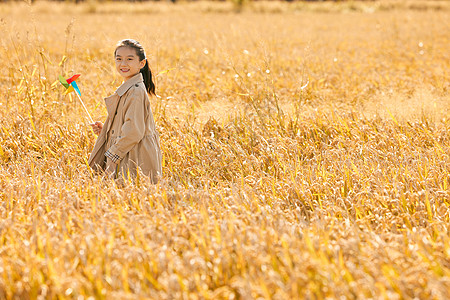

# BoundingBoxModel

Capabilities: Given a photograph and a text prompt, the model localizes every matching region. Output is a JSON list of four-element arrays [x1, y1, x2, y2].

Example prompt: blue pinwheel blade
[[71, 81, 81, 96]]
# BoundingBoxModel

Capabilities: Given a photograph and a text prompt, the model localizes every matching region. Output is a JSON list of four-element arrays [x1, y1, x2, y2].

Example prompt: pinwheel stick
[[75, 92, 94, 124]]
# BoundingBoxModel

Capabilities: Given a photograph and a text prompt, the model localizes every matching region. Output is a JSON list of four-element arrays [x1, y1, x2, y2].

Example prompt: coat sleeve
[[107, 87, 147, 160]]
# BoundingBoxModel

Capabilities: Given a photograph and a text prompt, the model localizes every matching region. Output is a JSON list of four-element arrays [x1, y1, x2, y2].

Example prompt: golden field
[[0, 1, 449, 299]]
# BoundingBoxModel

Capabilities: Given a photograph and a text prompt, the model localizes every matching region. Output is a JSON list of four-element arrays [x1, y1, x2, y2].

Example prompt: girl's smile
[[115, 46, 146, 81]]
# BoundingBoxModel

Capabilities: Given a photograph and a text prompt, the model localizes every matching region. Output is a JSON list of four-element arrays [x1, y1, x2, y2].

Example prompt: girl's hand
[[90, 121, 103, 135]]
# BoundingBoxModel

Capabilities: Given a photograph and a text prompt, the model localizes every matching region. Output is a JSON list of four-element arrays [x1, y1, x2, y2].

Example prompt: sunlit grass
[[0, 1, 449, 299]]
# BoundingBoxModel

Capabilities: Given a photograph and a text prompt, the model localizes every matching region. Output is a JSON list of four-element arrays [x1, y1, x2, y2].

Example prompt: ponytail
[[140, 59, 156, 96], [115, 39, 156, 96]]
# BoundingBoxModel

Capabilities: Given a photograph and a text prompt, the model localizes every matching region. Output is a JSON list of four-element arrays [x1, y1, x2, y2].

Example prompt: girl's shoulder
[[123, 81, 147, 98], [121, 82, 150, 107]]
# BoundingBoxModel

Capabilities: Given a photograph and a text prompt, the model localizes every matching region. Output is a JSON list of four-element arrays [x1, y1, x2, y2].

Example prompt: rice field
[[0, 1, 449, 299]]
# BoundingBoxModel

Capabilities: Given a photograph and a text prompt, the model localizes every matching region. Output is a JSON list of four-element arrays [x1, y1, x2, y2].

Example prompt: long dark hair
[[114, 39, 156, 95]]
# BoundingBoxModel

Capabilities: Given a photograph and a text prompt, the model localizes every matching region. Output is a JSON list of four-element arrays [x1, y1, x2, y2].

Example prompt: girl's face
[[115, 46, 146, 81]]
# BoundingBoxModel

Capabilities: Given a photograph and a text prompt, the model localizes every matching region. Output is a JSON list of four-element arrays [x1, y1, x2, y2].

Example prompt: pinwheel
[[59, 74, 94, 123]]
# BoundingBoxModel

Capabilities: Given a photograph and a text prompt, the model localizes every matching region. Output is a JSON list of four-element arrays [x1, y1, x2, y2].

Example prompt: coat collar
[[116, 73, 144, 97], [104, 73, 144, 116]]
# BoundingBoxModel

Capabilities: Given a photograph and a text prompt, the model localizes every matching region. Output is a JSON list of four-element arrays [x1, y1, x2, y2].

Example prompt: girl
[[88, 39, 162, 183]]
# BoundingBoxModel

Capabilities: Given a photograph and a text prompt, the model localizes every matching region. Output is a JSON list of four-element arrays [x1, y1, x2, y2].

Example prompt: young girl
[[88, 39, 162, 183]]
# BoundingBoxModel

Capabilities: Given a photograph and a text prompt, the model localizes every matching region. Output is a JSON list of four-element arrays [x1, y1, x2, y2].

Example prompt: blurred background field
[[0, 1, 449, 299]]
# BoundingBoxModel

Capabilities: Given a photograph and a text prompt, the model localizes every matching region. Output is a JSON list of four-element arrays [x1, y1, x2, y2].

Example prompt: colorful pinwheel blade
[[66, 74, 81, 84], [59, 75, 69, 89], [64, 85, 75, 95], [71, 81, 81, 96]]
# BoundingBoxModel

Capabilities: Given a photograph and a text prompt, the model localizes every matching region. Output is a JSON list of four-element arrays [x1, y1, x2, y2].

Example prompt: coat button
[[112, 130, 114, 134], [135, 84, 139, 87]]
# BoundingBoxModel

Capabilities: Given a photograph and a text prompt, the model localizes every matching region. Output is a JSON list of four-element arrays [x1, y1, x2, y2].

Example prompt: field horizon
[[0, 1, 449, 299]]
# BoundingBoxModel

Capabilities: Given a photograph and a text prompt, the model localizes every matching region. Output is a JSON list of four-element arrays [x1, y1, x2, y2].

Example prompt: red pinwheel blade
[[66, 74, 81, 84]]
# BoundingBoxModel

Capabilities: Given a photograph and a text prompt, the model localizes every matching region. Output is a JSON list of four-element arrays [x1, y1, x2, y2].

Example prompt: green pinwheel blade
[[59, 75, 69, 89]]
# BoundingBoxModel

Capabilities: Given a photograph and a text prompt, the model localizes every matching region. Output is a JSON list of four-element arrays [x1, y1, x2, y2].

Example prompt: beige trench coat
[[88, 73, 162, 183]]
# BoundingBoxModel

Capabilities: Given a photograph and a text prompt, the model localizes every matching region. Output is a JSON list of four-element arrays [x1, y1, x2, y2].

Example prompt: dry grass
[[0, 1, 450, 299]]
